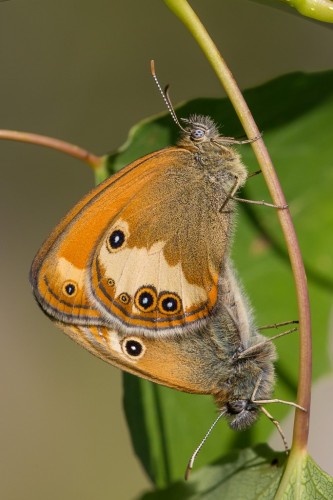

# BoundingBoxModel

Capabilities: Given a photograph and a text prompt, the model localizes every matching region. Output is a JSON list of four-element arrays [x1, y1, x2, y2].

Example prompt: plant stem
[[279, 0, 333, 23], [0, 130, 101, 170], [164, 0, 311, 452]]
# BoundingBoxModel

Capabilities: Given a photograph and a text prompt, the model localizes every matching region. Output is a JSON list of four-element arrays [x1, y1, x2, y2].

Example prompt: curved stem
[[0, 130, 102, 170], [280, 0, 333, 23], [164, 0, 311, 451]]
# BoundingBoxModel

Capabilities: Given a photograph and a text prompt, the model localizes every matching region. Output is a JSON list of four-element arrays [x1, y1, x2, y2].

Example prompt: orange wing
[[31, 146, 229, 334]]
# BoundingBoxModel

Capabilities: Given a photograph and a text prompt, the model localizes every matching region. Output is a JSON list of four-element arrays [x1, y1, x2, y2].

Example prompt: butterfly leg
[[232, 195, 288, 209], [236, 164, 287, 207], [258, 320, 299, 331], [247, 169, 261, 179], [253, 398, 307, 412], [220, 176, 288, 211], [251, 375, 307, 412], [219, 177, 243, 211], [258, 405, 289, 453], [251, 377, 306, 452], [214, 135, 262, 146], [237, 328, 297, 359]]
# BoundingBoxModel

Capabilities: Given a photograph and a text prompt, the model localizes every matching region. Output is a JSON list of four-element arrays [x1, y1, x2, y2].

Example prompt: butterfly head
[[181, 115, 219, 142], [214, 333, 276, 431], [225, 399, 259, 430], [178, 114, 222, 150]]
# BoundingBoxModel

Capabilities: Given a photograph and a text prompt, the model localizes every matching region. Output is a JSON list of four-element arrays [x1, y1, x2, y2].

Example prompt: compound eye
[[122, 337, 145, 359], [191, 128, 205, 141]]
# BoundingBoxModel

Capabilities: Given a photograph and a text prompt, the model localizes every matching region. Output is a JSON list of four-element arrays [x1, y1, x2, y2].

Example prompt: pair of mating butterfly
[[30, 63, 304, 477]]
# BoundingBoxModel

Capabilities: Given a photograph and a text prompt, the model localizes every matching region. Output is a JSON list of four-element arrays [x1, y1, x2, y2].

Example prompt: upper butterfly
[[30, 114, 249, 335]]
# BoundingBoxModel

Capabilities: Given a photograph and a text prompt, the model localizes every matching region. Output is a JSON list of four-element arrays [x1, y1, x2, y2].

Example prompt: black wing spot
[[62, 281, 77, 297], [107, 228, 127, 253], [134, 286, 157, 313], [158, 292, 182, 315], [122, 337, 146, 359]]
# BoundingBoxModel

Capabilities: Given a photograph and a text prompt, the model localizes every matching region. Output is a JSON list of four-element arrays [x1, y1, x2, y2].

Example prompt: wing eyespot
[[158, 292, 182, 315], [107, 278, 115, 287], [106, 228, 127, 253], [134, 286, 158, 313], [62, 280, 78, 297], [118, 292, 131, 305], [122, 337, 146, 359]]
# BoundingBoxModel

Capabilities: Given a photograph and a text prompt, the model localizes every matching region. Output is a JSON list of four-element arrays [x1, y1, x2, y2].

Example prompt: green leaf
[[101, 70, 333, 487], [275, 450, 333, 499], [138, 447, 333, 499], [123, 375, 218, 488], [139, 446, 287, 500]]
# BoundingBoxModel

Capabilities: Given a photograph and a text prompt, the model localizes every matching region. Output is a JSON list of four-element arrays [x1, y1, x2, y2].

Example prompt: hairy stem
[[164, 0, 311, 452], [0, 130, 101, 169]]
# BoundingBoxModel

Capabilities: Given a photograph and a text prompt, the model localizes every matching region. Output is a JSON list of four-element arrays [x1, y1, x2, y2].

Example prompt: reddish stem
[[0, 130, 101, 170]]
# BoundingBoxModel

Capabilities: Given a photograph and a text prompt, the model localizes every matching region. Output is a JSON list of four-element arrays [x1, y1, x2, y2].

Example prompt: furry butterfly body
[[31, 115, 248, 337]]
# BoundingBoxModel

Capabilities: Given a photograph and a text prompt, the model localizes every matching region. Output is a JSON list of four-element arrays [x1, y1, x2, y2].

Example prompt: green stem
[[280, 0, 333, 23], [164, 0, 311, 455], [0, 129, 101, 170]]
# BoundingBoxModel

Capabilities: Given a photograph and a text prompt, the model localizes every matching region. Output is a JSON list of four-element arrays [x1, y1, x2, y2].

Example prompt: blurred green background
[[1, 1, 332, 499]]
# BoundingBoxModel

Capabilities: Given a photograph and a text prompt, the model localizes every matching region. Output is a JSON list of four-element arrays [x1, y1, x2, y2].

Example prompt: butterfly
[[30, 64, 302, 475]]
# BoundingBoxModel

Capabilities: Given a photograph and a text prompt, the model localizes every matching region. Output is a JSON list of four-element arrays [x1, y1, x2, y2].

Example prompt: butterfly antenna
[[150, 60, 186, 132], [185, 410, 226, 480]]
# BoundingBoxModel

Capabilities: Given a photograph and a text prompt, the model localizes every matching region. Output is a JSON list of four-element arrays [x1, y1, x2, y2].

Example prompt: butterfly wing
[[59, 320, 227, 394], [31, 147, 232, 334], [55, 260, 252, 395]]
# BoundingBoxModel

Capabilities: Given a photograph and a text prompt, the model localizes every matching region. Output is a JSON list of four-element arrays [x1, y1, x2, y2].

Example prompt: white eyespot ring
[[121, 337, 146, 360]]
